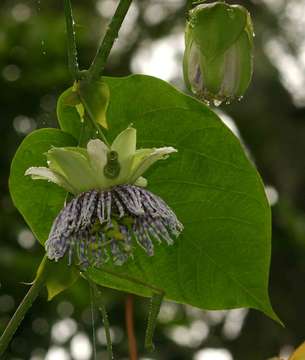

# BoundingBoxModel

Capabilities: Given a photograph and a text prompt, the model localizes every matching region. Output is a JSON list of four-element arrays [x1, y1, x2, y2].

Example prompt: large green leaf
[[9, 129, 79, 298], [89, 75, 277, 320], [9, 128, 76, 243], [10, 75, 277, 320]]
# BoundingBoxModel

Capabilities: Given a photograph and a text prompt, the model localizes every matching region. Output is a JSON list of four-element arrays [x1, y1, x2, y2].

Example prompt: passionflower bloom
[[183, 2, 254, 105], [25, 127, 183, 267]]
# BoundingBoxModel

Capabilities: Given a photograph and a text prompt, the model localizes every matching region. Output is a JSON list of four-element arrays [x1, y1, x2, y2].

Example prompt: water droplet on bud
[[227, 8, 235, 19], [213, 99, 223, 107]]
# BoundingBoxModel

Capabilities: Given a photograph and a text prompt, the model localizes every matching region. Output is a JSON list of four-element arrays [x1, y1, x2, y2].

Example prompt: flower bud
[[183, 2, 254, 105]]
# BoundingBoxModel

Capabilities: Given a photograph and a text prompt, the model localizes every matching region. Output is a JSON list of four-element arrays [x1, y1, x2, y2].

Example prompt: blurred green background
[[1, 0, 305, 359]]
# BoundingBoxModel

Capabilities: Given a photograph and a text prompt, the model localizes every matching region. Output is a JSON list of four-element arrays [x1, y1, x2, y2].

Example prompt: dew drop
[[201, 98, 210, 106], [213, 99, 223, 107], [227, 8, 235, 19], [41, 40, 46, 55]]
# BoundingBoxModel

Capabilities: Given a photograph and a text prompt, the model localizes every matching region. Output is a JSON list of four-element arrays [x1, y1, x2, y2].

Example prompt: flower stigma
[[104, 150, 121, 179]]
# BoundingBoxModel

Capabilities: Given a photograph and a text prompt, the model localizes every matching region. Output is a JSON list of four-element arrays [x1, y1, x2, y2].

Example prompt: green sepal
[[46, 146, 98, 194], [189, 2, 248, 60], [235, 17, 254, 96]]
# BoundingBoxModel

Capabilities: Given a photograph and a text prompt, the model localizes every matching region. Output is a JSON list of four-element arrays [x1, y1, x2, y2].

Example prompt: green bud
[[183, 2, 254, 105]]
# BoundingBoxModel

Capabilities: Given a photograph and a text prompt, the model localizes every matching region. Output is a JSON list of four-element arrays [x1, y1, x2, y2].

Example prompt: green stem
[[145, 292, 164, 352], [64, 0, 79, 79], [83, 112, 110, 147], [87, 267, 164, 353], [88, 0, 133, 80], [187, 0, 194, 13], [91, 283, 113, 359], [89, 284, 97, 360], [0, 257, 48, 357]]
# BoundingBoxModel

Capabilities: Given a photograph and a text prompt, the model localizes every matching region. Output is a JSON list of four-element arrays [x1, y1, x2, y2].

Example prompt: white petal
[[87, 139, 112, 188], [25, 166, 76, 194], [130, 146, 177, 183], [111, 127, 137, 182], [87, 139, 108, 173]]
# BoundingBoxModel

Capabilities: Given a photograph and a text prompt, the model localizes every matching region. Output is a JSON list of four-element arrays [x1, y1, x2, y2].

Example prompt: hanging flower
[[183, 2, 254, 105], [25, 127, 183, 267]]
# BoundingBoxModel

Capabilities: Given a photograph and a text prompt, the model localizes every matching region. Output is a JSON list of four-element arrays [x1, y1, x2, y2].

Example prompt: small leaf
[[57, 88, 83, 140], [63, 89, 81, 106], [57, 87, 96, 146], [78, 78, 110, 129], [45, 261, 79, 301], [36, 257, 79, 300]]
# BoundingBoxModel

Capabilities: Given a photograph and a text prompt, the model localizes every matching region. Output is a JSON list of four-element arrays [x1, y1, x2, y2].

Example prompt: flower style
[[25, 127, 183, 266]]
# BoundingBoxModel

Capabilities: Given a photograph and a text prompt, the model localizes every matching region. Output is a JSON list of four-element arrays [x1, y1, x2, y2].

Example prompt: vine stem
[[0, 257, 49, 357], [187, 0, 194, 13], [64, 0, 79, 79], [125, 294, 138, 360], [88, 0, 133, 80], [89, 280, 113, 359]]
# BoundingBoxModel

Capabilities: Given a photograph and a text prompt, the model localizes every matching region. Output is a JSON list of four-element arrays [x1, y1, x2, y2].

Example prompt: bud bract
[[183, 2, 254, 105]]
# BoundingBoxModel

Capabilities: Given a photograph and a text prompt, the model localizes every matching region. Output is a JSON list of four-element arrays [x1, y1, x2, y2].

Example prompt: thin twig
[[89, 285, 97, 360], [145, 292, 164, 352], [125, 294, 138, 360], [186, 0, 194, 14], [88, 0, 133, 80], [91, 282, 113, 359], [64, 0, 79, 79], [0, 257, 49, 357]]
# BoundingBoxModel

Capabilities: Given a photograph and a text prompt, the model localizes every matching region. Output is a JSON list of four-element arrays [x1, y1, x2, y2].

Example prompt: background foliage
[[1, 0, 305, 359]]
